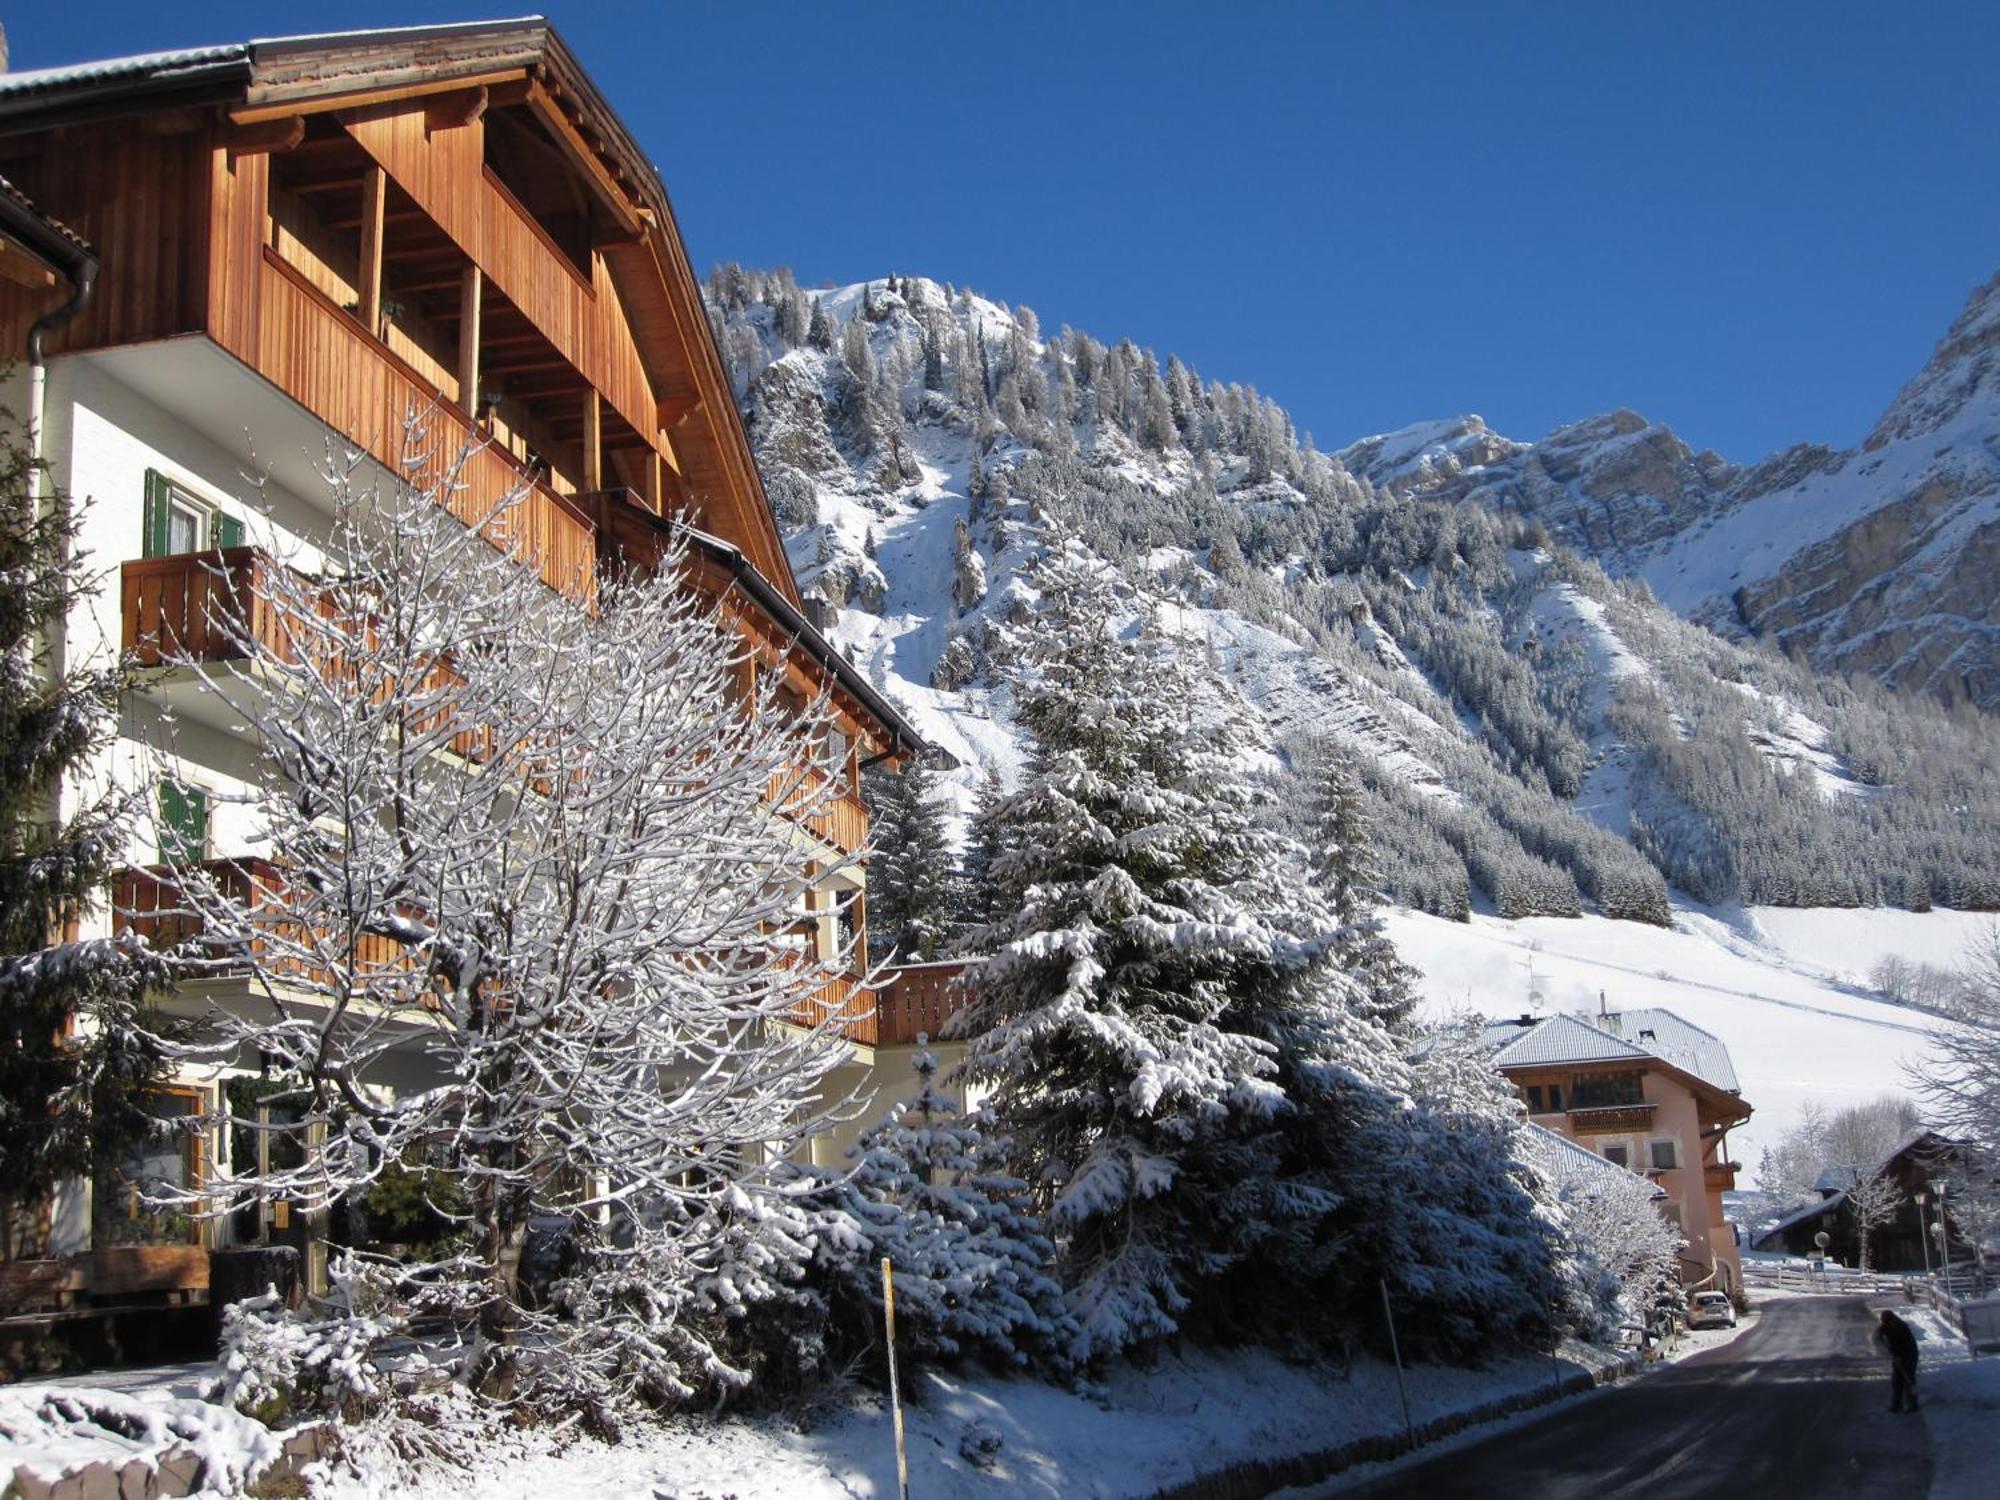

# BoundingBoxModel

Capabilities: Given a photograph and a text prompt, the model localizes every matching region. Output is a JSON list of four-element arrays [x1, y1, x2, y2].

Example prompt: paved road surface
[[1338, 1296, 1929, 1498]]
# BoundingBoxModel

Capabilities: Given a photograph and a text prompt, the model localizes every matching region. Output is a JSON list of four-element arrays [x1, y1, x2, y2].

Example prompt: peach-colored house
[[1488, 1009, 1753, 1293]]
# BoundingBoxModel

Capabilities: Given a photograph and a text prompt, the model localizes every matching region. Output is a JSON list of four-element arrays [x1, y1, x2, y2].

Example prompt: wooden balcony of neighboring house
[[1567, 1103, 1657, 1133], [875, 960, 971, 1049], [1705, 1160, 1744, 1191]]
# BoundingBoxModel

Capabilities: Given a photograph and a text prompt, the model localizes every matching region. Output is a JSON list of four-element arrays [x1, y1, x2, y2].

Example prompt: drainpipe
[[26, 256, 96, 488]]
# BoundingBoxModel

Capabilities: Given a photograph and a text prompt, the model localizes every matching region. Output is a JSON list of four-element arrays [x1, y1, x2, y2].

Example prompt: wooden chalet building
[[1753, 1130, 1974, 1273], [0, 19, 956, 1335], [1487, 1007, 1753, 1293]]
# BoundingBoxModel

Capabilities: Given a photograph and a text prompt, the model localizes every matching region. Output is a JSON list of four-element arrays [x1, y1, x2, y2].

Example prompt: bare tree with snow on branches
[[144, 411, 872, 1411]]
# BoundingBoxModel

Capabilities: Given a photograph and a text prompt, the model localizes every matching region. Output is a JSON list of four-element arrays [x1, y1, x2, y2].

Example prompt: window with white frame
[[1649, 1139, 1679, 1171]]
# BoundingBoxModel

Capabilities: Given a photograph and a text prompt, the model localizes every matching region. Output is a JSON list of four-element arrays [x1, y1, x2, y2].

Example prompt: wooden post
[[641, 446, 663, 514], [581, 389, 602, 492], [458, 265, 483, 415], [881, 1257, 910, 1500], [1379, 1279, 1416, 1452], [358, 164, 386, 336]]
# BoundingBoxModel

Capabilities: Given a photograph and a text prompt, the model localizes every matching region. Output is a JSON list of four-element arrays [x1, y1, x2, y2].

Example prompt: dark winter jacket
[[1878, 1311, 1919, 1366]]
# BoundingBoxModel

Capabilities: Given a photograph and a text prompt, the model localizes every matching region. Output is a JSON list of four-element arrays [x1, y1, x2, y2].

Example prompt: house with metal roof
[[1488, 1006, 1753, 1292]]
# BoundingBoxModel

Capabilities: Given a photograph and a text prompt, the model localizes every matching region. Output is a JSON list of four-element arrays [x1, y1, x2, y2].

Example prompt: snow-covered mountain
[[699, 265, 2000, 1164], [1339, 273, 2000, 710], [705, 265, 2000, 928]]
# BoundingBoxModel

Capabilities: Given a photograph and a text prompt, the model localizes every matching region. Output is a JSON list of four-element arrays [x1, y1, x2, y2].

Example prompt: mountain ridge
[[1336, 271, 2000, 708]]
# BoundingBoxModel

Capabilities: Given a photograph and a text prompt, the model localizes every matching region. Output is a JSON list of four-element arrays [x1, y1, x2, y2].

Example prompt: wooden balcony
[[785, 962, 974, 1050], [114, 858, 421, 987], [769, 762, 868, 856], [1568, 1103, 1657, 1133], [1705, 1161, 1743, 1191], [252, 247, 600, 601], [123, 547, 289, 669], [875, 961, 970, 1048]]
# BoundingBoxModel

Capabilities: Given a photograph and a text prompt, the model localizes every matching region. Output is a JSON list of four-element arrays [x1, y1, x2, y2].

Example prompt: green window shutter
[[158, 780, 208, 865], [142, 471, 172, 559], [212, 511, 245, 549]]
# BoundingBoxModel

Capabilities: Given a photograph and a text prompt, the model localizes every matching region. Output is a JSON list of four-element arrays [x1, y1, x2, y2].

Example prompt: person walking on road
[[1875, 1309, 1921, 1413]]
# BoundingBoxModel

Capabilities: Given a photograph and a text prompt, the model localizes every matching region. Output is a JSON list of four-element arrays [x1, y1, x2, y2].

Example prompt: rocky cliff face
[[1338, 273, 2000, 708]]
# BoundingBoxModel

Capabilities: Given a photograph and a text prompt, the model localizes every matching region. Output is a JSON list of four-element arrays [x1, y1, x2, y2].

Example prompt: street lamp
[[1937, 1181, 1953, 1289], [1916, 1190, 1933, 1277]]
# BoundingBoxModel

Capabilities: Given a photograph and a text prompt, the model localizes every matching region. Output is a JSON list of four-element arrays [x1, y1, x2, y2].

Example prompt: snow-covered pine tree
[[806, 296, 834, 351], [1309, 749, 1418, 1028], [0, 412, 168, 1257], [863, 749, 962, 962], [148, 417, 860, 1412], [958, 537, 1311, 1358], [802, 1043, 1075, 1372], [1338, 1017, 1569, 1360]]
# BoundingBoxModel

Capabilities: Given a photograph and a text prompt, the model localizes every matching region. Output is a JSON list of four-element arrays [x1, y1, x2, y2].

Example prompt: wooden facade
[[0, 23, 930, 1327]]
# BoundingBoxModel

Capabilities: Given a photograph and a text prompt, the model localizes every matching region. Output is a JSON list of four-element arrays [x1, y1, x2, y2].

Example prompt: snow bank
[[0, 1383, 297, 1496], [1900, 1304, 1999, 1500]]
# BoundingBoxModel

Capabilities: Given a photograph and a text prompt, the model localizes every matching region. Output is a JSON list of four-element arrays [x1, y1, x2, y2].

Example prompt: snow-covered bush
[[1525, 1127, 1681, 1337], [208, 1254, 409, 1421], [794, 1045, 1077, 1377]]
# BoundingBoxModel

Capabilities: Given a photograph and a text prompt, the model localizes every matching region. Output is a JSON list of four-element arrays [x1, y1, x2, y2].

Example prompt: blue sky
[[10, 2, 1999, 460]]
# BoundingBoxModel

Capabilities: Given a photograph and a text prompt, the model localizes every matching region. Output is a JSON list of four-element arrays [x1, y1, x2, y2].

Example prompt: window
[[143, 470, 242, 557], [1523, 1085, 1545, 1114], [1547, 1083, 1564, 1113], [1570, 1071, 1645, 1109], [1649, 1140, 1679, 1171], [1602, 1144, 1631, 1169], [93, 1086, 204, 1247], [158, 779, 209, 865]]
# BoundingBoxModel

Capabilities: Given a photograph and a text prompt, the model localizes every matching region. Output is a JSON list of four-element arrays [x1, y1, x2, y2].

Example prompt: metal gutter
[[674, 524, 937, 766]]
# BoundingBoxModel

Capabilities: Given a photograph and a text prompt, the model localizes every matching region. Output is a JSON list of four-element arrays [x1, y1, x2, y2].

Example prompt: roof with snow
[[1491, 1013, 1650, 1070], [1491, 1007, 1742, 1096], [1523, 1122, 1668, 1200]]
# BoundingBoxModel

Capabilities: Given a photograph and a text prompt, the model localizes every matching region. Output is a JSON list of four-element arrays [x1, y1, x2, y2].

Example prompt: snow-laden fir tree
[[1308, 748, 1418, 1029], [863, 748, 962, 962], [150, 415, 863, 1413], [801, 1042, 1075, 1373], [1339, 1017, 1569, 1359], [0, 409, 168, 1257], [957, 535, 1422, 1357]]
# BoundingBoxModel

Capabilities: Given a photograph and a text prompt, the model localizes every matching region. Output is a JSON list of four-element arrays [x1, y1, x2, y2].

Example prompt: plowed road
[[1336, 1296, 1928, 1498]]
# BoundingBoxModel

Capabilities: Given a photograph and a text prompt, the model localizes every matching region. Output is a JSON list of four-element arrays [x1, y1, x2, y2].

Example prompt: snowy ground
[[4, 1339, 1645, 1500], [1899, 1305, 1998, 1500], [1384, 902, 1970, 1169]]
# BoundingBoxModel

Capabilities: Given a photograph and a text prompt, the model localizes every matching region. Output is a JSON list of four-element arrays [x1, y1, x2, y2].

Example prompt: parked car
[[1687, 1291, 1739, 1330]]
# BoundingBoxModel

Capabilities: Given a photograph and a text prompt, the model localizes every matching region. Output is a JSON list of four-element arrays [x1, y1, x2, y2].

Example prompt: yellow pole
[[882, 1257, 910, 1500]]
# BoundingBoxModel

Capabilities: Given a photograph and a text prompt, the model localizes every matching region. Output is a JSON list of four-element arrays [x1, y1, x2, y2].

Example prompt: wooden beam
[[228, 68, 529, 126], [581, 390, 602, 492], [657, 388, 702, 430], [425, 85, 490, 134], [0, 237, 57, 290], [224, 115, 306, 158], [641, 448, 663, 515], [458, 265, 483, 414], [524, 81, 643, 238], [358, 165, 387, 336]]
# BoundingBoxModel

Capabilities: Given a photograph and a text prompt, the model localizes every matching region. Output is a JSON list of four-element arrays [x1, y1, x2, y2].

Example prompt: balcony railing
[[876, 961, 969, 1048], [1568, 1103, 1657, 1132], [784, 962, 974, 1050], [113, 858, 421, 987]]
